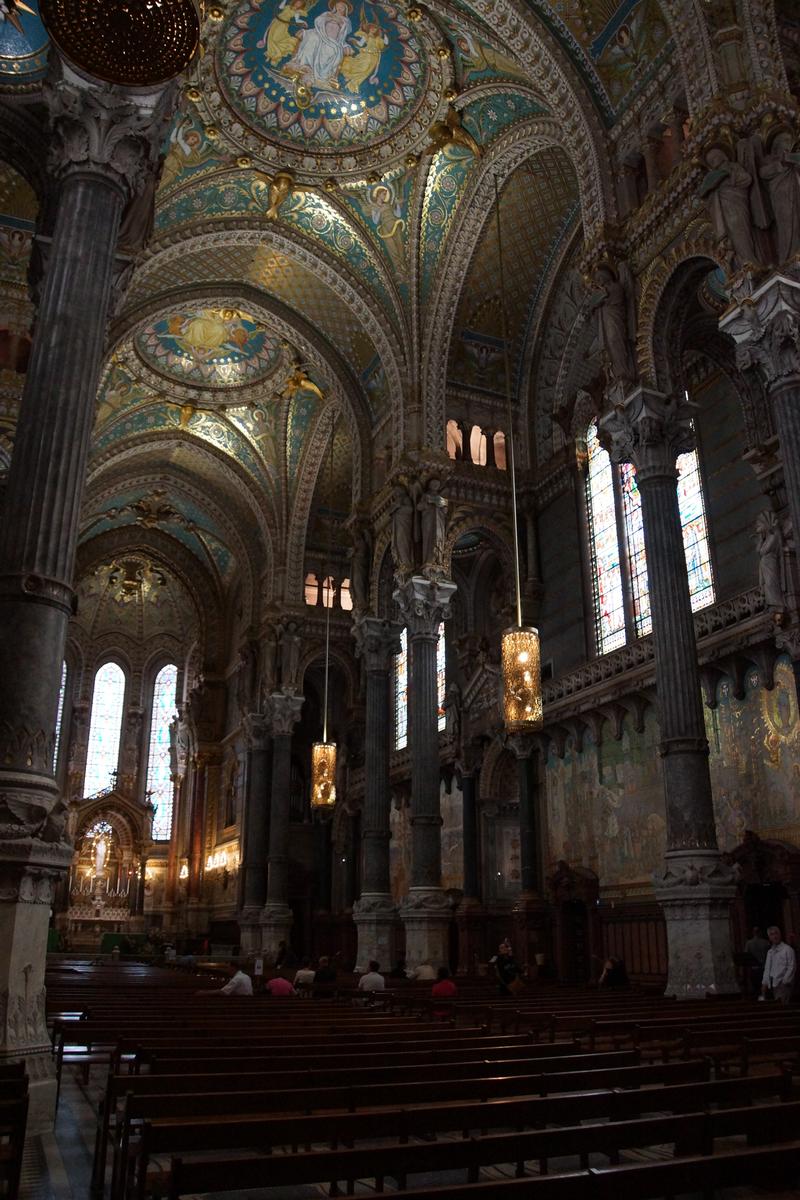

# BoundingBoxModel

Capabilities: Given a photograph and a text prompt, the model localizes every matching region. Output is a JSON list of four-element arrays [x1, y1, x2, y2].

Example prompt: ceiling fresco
[[74, 555, 198, 642], [0, 0, 48, 86], [0, 162, 36, 301], [134, 307, 284, 388]]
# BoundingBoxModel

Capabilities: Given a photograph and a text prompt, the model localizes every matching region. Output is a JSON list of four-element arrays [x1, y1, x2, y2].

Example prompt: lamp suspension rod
[[322, 408, 336, 743], [494, 172, 523, 628]]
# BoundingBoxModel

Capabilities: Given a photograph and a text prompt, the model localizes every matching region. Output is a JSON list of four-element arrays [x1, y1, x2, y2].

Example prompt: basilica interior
[[1, 0, 800, 1151]]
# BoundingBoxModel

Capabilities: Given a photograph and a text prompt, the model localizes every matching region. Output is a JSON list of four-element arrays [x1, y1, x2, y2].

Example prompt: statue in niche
[[699, 141, 770, 270], [755, 509, 788, 618], [589, 262, 637, 388], [391, 484, 415, 574], [420, 478, 448, 571], [349, 526, 372, 611], [261, 634, 277, 698], [278, 620, 302, 691], [443, 681, 462, 744], [236, 640, 259, 713], [94, 833, 109, 878], [759, 129, 800, 265]]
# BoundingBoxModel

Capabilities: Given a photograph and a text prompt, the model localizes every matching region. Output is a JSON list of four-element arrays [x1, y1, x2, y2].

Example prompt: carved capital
[[352, 617, 403, 673], [720, 271, 800, 388], [599, 386, 695, 481], [242, 711, 270, 750], [393, 576, 456, 639], [504, 732, 543, 762], [45, 58, 175, 199], [268, 693, 304, 737]]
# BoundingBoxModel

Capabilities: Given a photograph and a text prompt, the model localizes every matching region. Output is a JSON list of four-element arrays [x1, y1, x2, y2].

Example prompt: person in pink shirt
[[431, 966, 457, 1018], [266, 975, 296, 997]]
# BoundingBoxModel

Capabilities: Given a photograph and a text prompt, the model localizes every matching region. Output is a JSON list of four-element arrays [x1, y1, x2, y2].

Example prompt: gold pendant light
[[494, 174, 543, 732], [311, 408, 338, 809]]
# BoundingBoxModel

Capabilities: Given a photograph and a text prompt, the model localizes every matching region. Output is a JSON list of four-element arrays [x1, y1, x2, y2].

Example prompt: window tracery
[[83, 662, 126, 797]]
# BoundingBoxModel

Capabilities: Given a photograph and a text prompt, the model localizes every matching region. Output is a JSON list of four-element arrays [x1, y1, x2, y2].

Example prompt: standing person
[[761, 926, 796, 1004], [745, 926, 770, 995], [494, 944, 522, 995], [358, 960, 385, 992]]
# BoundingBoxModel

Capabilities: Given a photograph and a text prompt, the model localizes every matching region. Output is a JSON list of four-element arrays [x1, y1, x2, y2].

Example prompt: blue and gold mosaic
[[135, 308, 283, 387], [0, 0, 48, 85]]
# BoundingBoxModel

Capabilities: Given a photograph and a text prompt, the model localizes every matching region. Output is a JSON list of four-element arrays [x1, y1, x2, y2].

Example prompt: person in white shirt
[[358, 960, 385, 991], [293, 957, 316, 991], [408, 961, 436, 981], [761, 926, 796, 1005], [219, 962, 253, 996]]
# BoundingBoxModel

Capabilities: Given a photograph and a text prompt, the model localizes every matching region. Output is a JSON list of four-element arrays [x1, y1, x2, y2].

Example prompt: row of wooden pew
[[45, 961, 800, 1200]]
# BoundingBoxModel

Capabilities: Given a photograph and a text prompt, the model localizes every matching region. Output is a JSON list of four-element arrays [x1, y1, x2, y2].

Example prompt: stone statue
[[420, 478, 448, 570], [759, 130, 800, 265], [236, 640, 258, 713], [443, 681, 462, 743], [755, 510, 787, 615], [350, 526, 372, 611], [391, 484, 415, 573], [261, 634, 277, 697], [699, 142, 768, 269], [589, 263, 637, 387], [94, 833, 108, 877], [278, 620, 302, 691]]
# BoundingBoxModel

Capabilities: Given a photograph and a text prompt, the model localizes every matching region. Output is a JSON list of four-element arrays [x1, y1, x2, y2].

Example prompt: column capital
[[268, 692, 304, 737], [719, 271, 800, 389], [504, 732, 544, 762], [242, 711, 270, 750], [599, 386, 695, 482], [393, 575, 456, 638], [44, 57, 175, 199], [352, 616, 403, 672]]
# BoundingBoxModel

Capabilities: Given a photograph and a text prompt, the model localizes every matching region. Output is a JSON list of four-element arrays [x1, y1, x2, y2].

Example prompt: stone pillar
[[0, 62, 174, 1128], [239, 712, 270, 954], [186, 755, 206, 905], [507, 735, 549, 973], [601, 387, 737, 996], [455, 741, 484, 975], [352, 617, 402, 971], [262, 693, 303, 959], [393, 576, 456, 968]]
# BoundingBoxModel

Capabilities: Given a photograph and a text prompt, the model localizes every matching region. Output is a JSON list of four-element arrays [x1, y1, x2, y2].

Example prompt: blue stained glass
[[147, 664, 178, 841], [677, 448, 715, 612], [84, 663, 126, 797], [53, 661, 67, 771], [586, 424, 626, 653], [436, 622, 446, 732], [395, 628, 408, 750]]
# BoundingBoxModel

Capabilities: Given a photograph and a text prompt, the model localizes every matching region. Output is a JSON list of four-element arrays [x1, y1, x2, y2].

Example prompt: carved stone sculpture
[[391, 485, 415, 574], [759, 130, 800, 266], [278, 620, 302, 692], [699, 144, 764, 269], [420, 477, 448, 570], [350, 527, 372, 611], [755, 509, 787, 615], [590, 263, 637, 387]]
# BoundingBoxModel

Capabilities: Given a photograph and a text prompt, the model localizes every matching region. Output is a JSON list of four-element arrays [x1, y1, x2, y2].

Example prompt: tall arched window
[[585, 415, 714, 653], [395, 628, 408, 751], [53, 660, 68, 771], [146, 663, 178, 841], [83, 662, 126, 797]]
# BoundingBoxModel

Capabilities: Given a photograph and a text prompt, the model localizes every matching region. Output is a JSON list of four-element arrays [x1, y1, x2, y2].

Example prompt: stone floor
[[21, 1065, 800, 1199]]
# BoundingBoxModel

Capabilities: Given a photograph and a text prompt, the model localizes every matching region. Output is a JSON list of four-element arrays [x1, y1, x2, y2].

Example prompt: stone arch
[[422, 121, 587, 455]]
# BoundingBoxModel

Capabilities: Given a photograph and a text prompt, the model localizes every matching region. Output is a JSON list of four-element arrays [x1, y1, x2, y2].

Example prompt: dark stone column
[[352, 617, 402, 970], [601, 387, 737, 996], [262, 693, 303, 959], [721, 273, 800, 686], [239, 712, 270, 953], [0, 62, 175, 1127], [393, 576, 456, 968], [507, 735, 550, 975], [455, 740, 485, 975]]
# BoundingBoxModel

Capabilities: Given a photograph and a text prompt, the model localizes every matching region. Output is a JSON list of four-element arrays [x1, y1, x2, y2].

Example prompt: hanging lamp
[[311, 409, 338, 808], [494, 175, 543, 732]]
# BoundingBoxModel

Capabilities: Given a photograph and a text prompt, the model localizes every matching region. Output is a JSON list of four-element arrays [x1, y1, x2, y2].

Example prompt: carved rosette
[[45, 59, 176, 198], [720, 272, 800, 388], [393, 576, 457, 640], [352, 617, 403, 674], [600, 387, 696, 482]]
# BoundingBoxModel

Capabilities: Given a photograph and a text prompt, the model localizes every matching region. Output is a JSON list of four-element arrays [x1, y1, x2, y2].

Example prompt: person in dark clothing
[[388, 959, 409, 979], [313, 955, 337, 997], [494, 945, 522, 995], [599, 956, 629, 988]]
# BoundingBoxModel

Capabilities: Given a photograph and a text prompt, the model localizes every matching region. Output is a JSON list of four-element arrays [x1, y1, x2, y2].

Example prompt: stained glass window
[[53, 660, 67, 771], [83, 662, 126, 797], [147, 663, 178, 841], [436, 621, 446, 732], [620, 461, 651, 636], [585, 424, 626, 653], [677, 447, 715, 612], [395, 628, 408, 750]]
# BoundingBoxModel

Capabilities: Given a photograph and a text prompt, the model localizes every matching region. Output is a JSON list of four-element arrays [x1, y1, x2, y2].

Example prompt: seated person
[[293, 957, 316, 990], [313, 955, 337, 997], [388, 958, 409, 979], [408, 960, 436, 981], [266, 974, 296, 997], [598, 956, 629, 988], [431, 966, 457, 1017], [218, 961, 253, 996], [358, 960, 385, 991]]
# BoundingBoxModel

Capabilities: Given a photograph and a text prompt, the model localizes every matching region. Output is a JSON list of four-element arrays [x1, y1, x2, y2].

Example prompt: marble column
[[393, 576, 456, 968], [0, 61, 174, 1128], [507, 735, 549, 973], [262, 692, 303, 959], [601, 387, 737, 996], [352, 617, 403, 971], [720, 271, 800, 675], [186, 756, 207, 907], [455, 741, 484, 975], [239, 712, 271, 954]]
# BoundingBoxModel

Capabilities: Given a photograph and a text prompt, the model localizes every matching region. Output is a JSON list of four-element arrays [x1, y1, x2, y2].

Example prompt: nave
[[20, 960, 800, 1200]]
